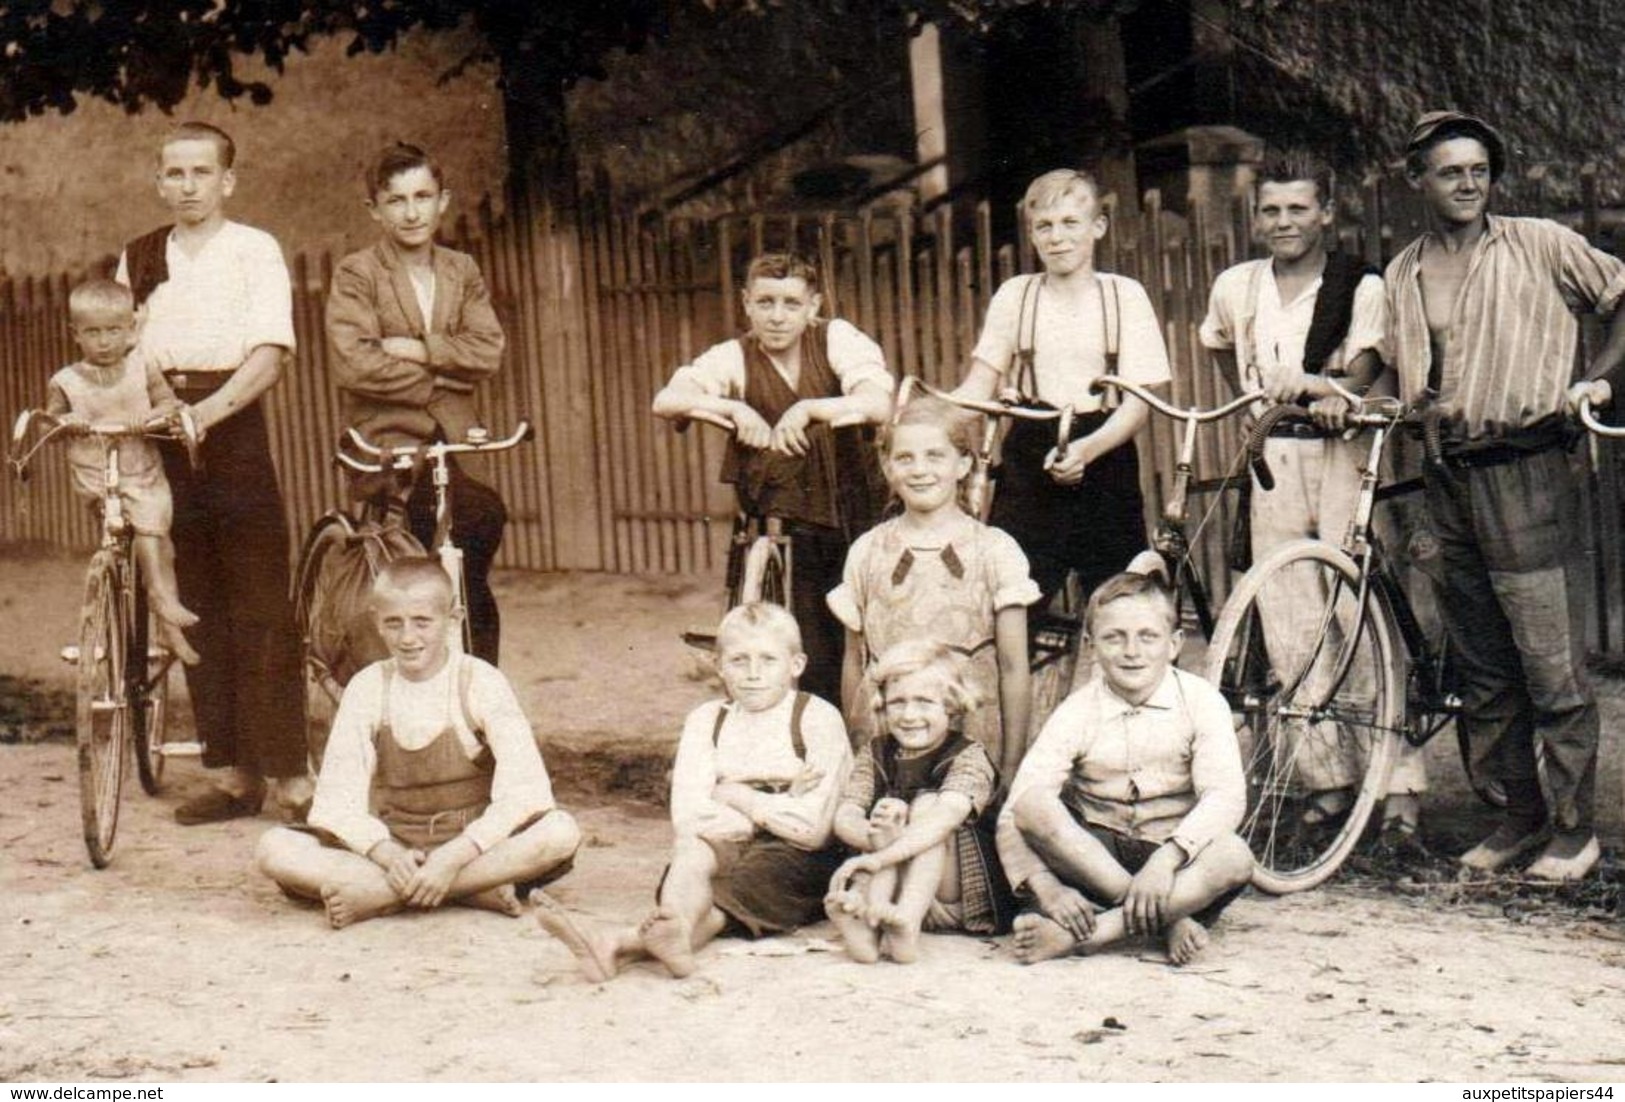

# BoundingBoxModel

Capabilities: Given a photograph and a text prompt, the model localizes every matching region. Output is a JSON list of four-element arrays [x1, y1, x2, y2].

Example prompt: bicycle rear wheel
[[1206, 538, 1403, 894], [77, 550, 132, 868]]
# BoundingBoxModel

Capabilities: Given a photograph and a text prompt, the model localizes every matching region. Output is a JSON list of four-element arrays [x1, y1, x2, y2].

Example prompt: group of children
[[45, 149, 1252, 973]]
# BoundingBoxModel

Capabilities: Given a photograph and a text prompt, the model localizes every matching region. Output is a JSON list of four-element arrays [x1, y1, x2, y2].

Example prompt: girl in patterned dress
[[827, 396, 1038, 780], [825, 640, 1016, 963]]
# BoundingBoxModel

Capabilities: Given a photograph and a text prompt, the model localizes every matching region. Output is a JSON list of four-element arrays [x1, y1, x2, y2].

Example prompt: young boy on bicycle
[[998, 572, 1253, 967], [652, 253, 894, 706], [1198, 151, 1426, 841], [256, 557, 580, 928], [326, 143, 509, 663], [46, 279, 199, 666]]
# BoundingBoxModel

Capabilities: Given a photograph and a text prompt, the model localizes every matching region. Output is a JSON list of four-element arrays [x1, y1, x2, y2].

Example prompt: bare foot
[[458, 884, 523, 918], [1166, 916, 1210, 966], [321, 881, 403, 929], [640, 910, 697, 979], [1012, 912, 1080, 965], [877, 913, 921, 964], [530, 891, 621, 982], [824, 892, 879, 964], [152, 597, 199, 629], [157, 618, 201, 666]]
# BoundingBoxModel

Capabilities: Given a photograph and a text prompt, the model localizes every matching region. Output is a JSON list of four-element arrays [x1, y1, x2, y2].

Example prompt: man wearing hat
[[1386, 110, 1625, 881]]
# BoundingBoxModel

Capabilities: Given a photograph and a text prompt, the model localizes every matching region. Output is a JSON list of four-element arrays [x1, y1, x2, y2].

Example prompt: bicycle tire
[[1029, 572, 1085, 741], [76, 550, 130, 868], [1205, 538, 1403, 894], [130, 579, 168, 796], [737, 536, 789, 607]]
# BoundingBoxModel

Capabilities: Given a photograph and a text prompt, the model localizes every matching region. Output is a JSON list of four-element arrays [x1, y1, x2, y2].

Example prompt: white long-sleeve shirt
[[308, 655, 556, 855], [668, 692, 851, 851]]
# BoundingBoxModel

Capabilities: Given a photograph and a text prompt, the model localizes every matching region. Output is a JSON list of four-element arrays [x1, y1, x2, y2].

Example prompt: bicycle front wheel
[[1206, 538, 1403, 894], [77, 551, 132, 868], [130, 581, 169, 796]]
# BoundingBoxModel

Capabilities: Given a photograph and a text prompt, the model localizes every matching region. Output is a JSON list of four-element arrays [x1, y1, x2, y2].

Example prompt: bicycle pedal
[[157, 741, 205, 757]]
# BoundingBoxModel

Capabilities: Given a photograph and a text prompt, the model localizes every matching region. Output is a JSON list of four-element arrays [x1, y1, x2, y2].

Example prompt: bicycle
[[292, 422, 533, 767], [9, 407, 200, 867], [1201, 390, 1476, 893], [671, 407, 867, 651]]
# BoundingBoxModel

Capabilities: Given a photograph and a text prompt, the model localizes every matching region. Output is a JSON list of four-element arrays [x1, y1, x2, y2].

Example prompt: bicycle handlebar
[[1578, 397, 1625, 438], [1090, 375, 1263, 424], [895, 375, 1075, 449], [337, 421, 535, 474], [9, 407, 201, 482], [669, 406, 870, 435]]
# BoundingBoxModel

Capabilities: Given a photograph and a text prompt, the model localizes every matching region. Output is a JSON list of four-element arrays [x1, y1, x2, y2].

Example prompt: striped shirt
[[1385, 215, 1625, 439]]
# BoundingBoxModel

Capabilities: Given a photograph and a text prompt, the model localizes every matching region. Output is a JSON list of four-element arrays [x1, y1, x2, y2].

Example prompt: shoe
[[1458, 820, 1549, 874], [175, 785, 266, 826], [1526, 834, 1600, 882], [1302, 788, 1353, 826]]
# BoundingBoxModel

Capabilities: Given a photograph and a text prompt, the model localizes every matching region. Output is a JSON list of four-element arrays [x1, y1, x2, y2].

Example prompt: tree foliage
[[0, 0, 1135, 124]]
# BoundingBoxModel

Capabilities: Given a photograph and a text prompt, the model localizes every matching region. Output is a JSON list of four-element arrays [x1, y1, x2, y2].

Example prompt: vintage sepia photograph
[[1, 0, 1622, 1084]]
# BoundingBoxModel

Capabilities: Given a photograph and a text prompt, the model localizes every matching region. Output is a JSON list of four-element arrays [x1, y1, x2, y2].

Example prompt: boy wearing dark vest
[[534, 602, 851, 982], [651, 253, 894, 706], [256, 558, 580, 929], [1198, 151, 1426, 837]]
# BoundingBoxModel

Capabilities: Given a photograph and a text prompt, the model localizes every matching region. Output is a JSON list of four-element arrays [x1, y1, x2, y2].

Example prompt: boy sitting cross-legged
[[534, 602, 852, 981], [256, 558, 580, 928], [997, 572, 1253, 966]]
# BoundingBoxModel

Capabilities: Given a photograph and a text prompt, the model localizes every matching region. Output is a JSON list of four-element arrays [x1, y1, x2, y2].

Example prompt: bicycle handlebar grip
[[1422, 406, 1446, 468], [1245, 404, 1303, 492]]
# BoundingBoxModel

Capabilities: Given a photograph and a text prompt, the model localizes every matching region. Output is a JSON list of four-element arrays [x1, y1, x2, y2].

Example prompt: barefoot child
[[997, 572, 1253, 966], [45, 279, 199, 664], [828, 395, 1037, 779], [256, 558, 580, 928], [535, 602, 851, 980], [825, 641, 1014, 964]]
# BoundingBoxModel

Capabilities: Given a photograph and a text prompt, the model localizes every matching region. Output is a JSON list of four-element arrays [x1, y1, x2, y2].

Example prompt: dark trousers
[[404, 458, 507, 665], [159, 402, 306, 778], [990, 412, 1148, 609], [784, 520, 847, 708], [1423, 447, 1597, 832]]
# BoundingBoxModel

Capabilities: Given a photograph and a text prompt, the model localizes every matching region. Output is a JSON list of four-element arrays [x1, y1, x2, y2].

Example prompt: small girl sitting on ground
[[825, 640, 1014, 963], [827, 395, 1037, 780]]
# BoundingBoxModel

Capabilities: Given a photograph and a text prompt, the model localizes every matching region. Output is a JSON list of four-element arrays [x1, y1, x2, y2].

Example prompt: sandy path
[[3, 547, 1624, 1081]]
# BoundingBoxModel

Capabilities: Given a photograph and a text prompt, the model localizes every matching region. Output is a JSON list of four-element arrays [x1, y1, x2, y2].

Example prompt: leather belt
[[163, 371, 232, 395]]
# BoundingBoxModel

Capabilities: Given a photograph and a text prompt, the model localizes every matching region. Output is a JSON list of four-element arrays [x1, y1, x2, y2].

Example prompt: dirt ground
[[3, 544, 1624, 1083]]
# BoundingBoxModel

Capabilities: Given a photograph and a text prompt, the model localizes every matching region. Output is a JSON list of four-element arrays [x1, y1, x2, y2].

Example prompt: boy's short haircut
[[744, 252, 820, 293], [163, 121, 236, 169], [371, 556, 455, 609], [1084, 570, 1179, 635], [68, 279, 135, 320], [1258, 150, 1336, 207], [716, 601, 804, 656], [866, 638, 983, 727], [880, 393, 979, 458], [1022, 168, 1103, 217], [364, 142, 446, 198]]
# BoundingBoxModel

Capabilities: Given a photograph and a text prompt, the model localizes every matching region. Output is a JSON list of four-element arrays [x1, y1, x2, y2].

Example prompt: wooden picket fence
[[4, 176, 1625, 653]]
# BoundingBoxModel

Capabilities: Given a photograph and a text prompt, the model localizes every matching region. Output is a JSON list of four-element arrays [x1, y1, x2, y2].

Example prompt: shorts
[[701, 832, 844, 938], [1077, 817, 1244, 928], [73, 458, 172, 538]]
